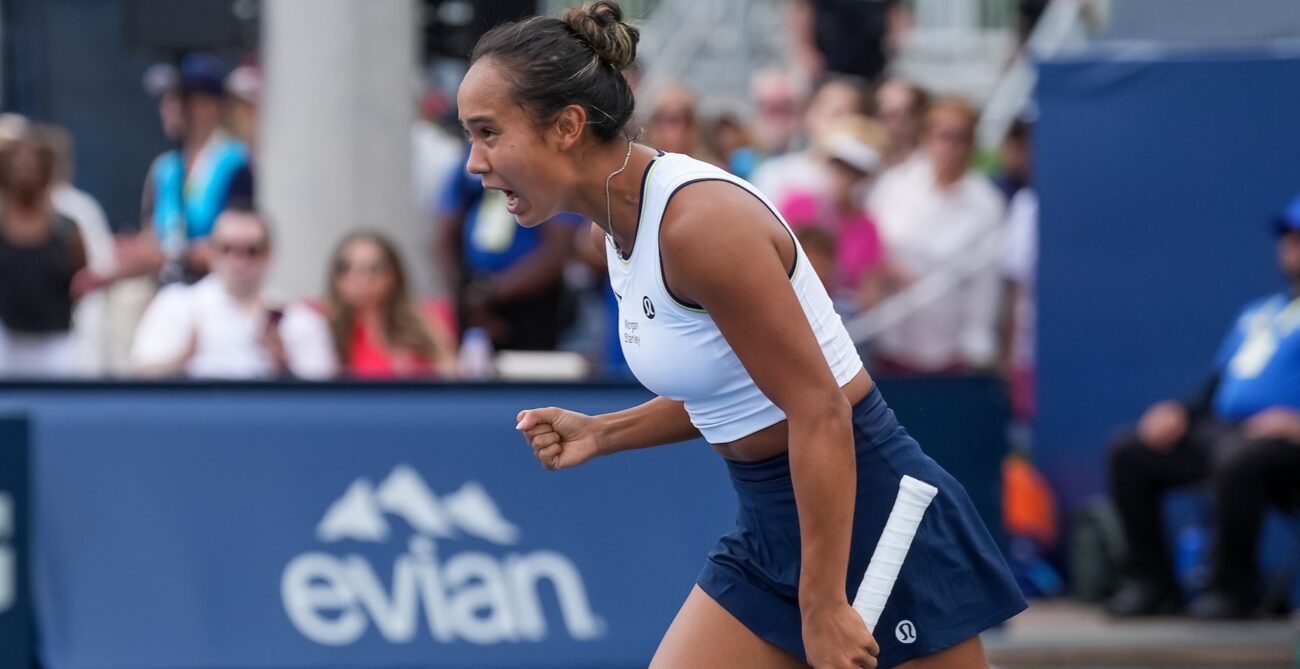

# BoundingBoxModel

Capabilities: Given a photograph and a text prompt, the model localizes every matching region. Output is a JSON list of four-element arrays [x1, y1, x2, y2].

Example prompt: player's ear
[[554, 104, 588, 151]]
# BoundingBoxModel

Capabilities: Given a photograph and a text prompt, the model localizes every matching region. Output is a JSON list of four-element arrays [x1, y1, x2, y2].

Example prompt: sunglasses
[[215, 241, 268, 258]]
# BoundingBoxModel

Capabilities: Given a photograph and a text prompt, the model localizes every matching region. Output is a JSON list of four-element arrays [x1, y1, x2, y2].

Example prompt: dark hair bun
[[562, 1, 639, 71]]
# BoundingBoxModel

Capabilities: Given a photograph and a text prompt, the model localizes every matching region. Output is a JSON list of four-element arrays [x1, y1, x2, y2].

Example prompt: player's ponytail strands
[[470, 1, 639, 144]]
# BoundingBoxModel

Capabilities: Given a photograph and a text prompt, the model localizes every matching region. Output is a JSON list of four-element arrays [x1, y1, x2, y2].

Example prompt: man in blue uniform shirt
[[1108, 192, 1300, 619]]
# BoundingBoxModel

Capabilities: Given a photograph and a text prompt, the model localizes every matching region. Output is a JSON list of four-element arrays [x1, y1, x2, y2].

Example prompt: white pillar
[[261, 0, 423, 299]]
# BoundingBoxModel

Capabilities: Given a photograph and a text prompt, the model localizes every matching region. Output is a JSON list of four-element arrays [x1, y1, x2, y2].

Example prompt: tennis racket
[[851, 474, 939, 631]]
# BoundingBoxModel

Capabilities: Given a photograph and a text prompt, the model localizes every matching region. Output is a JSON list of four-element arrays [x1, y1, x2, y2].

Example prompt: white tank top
[[606, 152, 864, 443]]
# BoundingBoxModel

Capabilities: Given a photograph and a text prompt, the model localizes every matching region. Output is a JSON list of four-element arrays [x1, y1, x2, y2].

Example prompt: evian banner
[[17, 385, 738, 669], [282, 466, 605, 647]]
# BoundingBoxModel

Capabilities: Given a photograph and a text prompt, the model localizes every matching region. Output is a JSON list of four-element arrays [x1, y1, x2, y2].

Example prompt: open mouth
[[486, 184, 522, 214]]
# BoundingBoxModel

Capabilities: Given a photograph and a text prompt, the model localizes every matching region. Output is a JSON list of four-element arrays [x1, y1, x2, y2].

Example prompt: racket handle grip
[[851, 475, 939, 631]]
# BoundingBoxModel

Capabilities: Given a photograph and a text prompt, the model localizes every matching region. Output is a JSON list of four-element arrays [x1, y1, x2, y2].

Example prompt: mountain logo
[[315, 466, 520, 545], [282, 465, 603, 647]]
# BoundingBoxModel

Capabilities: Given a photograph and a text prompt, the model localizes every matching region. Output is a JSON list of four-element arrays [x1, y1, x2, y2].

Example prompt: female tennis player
[[460, 3, 1026, 666]]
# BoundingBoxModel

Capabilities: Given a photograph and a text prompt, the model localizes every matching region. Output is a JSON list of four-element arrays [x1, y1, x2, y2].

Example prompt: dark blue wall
[[1035, 50, 1300, 512], [6, 0, 178, 230]]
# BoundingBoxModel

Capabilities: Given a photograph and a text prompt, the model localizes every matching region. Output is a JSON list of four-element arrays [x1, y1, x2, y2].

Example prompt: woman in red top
[[326, 231, 457, 379]]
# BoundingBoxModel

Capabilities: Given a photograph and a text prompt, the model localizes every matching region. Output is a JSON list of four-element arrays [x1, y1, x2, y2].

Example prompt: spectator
[[45, 124, 117, 376], [866, 97, 1004, 374], [645, 82, 714, 163], [0, 132, 86, 377], [327, 231, 457, 379], [993, 117, 1032, 204], [999, 119, 1038, 419], [129, 207, 335, 379], [751, 75, 868, 207], [142, 62, 185, 142], [777, 115, 890, 312], [786, 0, 906, 83], [434, 147, 579, 351], [701, 106, 759, 180], [1107, 194, 1300, 619], [141, 54, 254, 284], [875, 77, 928, 169], [749, 68, 804, 159]]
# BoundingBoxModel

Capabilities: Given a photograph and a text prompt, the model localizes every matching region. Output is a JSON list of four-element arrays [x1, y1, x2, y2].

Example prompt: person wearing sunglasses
[[129, 205, 335, 379]]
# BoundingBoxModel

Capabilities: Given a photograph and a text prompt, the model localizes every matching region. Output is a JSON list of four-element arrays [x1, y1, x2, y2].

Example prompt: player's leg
[[650, 585, 807, 669], [894, 636, 988, 669]]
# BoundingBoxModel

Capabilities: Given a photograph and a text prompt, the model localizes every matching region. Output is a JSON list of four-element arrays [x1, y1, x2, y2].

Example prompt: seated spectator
[[777, 115, 890, 312], [702, 107, 759, 180], [434, 146, 579, 351], [866, 97, 1004, 374], [645, 82, 715, 163], [748, 68, 805, 160], [752, 75, 869, 207], [0, 131, 85, 377], [874, 77, 928, 169], [129, 207, 335, 379], [993, 117, 1032, 204], [1107, 194, 1300, 619], [326, 231, 457, 379]]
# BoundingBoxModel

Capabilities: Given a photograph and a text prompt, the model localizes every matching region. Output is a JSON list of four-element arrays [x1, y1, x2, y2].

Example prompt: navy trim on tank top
[[617, 149, 666, 262], [658, 178, 800, 311]]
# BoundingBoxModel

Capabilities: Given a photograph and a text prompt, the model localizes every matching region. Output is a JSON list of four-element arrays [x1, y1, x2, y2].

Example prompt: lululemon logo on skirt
[[895, 620, 917, 644]]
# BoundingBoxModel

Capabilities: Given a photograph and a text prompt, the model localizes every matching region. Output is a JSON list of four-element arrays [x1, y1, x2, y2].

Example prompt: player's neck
[[570, 142, 654, 253]]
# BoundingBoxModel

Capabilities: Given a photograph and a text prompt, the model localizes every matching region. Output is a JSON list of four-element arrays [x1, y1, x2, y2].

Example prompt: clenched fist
[[516, 406, 602, 470]]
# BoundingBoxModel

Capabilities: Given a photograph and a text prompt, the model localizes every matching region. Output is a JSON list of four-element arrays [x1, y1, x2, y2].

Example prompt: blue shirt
[[1211, 292, 1300, 420], [148, 135, 252, 243], [438, 151, 583, 273]]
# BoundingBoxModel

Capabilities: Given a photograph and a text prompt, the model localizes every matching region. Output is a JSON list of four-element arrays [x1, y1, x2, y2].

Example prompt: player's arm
[[662, 182, 874, 665], [593, 396, 701, 454], [516, 395, 701, 470]]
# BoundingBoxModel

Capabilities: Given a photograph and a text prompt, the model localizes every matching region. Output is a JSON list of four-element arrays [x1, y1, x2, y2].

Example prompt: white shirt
[[607, 152, 862, 443], [750, 150, 830, 208], [130, 275, 337, 379], [867, 157, 1005, 371], [53, 183, 115, 376], [1001, 188, 1038, 369]]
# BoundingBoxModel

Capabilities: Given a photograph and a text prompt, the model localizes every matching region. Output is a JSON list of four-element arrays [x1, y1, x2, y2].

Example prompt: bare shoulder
[[659, 180, 783, 261], [658, 180, 793, 305]]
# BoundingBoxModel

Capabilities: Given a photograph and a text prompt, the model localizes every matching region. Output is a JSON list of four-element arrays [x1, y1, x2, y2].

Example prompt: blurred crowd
[[0, 3, 1039, 393]]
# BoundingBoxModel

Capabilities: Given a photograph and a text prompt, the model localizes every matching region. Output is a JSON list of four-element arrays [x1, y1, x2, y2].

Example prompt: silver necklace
[[604, 139, 634, 254]]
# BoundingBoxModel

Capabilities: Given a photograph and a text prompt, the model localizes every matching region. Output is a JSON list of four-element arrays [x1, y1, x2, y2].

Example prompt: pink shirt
[[778, 191, 884, 292]]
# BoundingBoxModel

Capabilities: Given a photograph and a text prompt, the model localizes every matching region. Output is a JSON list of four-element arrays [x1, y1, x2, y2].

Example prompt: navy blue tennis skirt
[[697, 386, 1026, 667]]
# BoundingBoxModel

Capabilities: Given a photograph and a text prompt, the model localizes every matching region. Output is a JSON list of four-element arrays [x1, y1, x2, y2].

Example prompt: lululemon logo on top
[[642, 296, 655, 319], [895, 620, 917, 644]]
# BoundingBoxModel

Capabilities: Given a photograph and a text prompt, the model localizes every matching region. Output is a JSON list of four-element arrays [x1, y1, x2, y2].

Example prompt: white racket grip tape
[[851, 475, 939, 631]]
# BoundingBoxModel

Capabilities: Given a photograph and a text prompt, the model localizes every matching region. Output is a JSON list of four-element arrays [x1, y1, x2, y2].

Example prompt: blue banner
[[0, 379, 1006, 669], [1035, 51, 1300, 513], [0, 413, 31, 669]]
